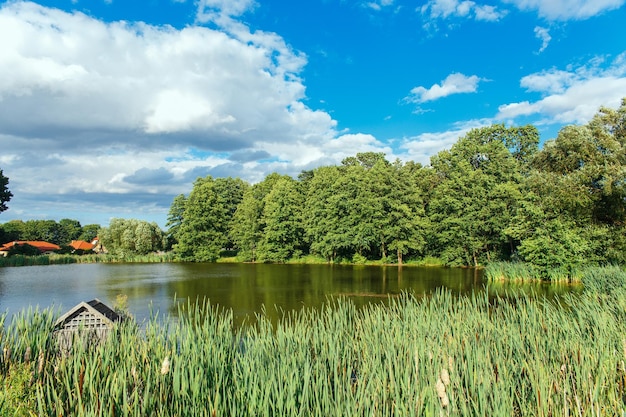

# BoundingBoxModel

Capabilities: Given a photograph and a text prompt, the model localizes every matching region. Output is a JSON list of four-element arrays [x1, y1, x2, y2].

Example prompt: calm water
[[0, 263, 578, 325]]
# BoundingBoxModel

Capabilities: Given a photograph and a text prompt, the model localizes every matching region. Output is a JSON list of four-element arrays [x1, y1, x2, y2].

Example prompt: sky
[[0, 0, 625, 229]]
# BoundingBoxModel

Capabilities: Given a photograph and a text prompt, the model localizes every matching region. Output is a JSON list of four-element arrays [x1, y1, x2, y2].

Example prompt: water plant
[[1, 272, 625, 415]]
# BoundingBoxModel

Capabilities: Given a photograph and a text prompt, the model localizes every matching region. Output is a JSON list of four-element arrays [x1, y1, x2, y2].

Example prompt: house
[[0, 240, 61, 257], [54, 299, 125, 351], [91, 237, 107, 253], [69, 240, 95, 252]]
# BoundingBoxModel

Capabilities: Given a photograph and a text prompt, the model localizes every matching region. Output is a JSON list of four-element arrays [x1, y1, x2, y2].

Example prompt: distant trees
[[0, 219, 102, 246]]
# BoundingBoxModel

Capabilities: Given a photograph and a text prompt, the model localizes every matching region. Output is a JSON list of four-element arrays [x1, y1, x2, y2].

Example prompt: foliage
[[0, 169, 12, 214], [173, 177, 246, 262], [98, 218, 166, 257], [0, 219, 101, 246], [428, 125, 533, 266]]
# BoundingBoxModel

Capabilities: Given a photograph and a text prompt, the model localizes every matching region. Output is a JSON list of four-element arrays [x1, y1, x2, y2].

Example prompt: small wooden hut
[[54, 299, 125, 351]]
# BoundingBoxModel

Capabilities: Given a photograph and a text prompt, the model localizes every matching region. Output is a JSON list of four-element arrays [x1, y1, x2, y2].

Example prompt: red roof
[[0, 241, 61, 252], [70, 240, 95, 251]]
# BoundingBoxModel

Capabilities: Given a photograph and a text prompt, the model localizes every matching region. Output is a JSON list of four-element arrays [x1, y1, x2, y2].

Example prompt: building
[[69, 240, 95, 252], [0, 240, 61, 257], [54, 299, 125, 351]]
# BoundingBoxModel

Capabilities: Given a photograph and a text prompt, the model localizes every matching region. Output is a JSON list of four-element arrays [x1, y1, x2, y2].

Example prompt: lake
[[0, 263, 579, 325]]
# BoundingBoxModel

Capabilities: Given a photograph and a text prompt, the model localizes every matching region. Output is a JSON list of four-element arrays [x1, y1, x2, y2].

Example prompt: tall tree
[[174, 176, 246, 261], [231, 173, 290, 261], [166, 194, 187, 245], [257, 177, 305, 262], [428, 125, 533, 266], [0, 169, 13, 213]]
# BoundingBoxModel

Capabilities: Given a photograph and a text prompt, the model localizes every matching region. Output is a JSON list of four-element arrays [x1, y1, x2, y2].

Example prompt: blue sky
[[0, 0, 625, 229]]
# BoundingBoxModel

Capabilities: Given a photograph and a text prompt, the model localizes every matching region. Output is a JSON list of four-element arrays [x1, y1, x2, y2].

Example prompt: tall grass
[[1, 268, 626, 415], [0, 252, 177, 268], [485, 261, 585, 283]]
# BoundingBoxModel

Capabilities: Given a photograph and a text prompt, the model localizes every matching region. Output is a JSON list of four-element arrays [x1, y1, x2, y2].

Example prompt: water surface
[[0, 263, 577, 325]]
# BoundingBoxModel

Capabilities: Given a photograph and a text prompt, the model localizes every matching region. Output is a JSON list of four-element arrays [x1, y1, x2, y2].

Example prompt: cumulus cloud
[[399, 120, 490, 165], [504, 0, 625, 20], [496, 53, 626, 124], [420, 0, 507, 22], [405, 73, 482, 104], [534, 26, 551, 53], [0, 1, 392, 226]]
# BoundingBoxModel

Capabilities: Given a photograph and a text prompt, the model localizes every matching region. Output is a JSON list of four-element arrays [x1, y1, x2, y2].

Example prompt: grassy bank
[[1, 266, 625, 416]]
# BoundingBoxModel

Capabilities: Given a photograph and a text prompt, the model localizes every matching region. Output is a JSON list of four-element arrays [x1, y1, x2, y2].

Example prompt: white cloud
[[399, 120, 489, 165], [365, 0, 395, 11], [534, 26, 551, 53], [0, 2, 391, 226], [496, 53, 626, 124], [406, 73, 482, 104], [196, 0, 256, 19], [505, 0, 625, 20], [420, 0, 507, 21]]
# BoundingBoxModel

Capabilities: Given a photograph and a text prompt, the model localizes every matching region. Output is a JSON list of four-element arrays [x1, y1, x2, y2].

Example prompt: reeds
[[0, 252, 178, 268], [1, 278, 626, 416], [485, 261, 585, 283]]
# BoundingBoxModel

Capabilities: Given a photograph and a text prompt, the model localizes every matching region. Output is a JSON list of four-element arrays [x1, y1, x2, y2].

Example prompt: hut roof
[[54, 299, 123, 330]]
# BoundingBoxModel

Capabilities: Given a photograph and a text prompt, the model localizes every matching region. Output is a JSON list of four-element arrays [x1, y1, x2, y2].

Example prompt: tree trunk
[[397, 248, 402, 266]]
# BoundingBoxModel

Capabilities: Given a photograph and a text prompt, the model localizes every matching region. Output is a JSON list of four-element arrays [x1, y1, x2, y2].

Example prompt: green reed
[[485, 261, 585, 283], [1, 269, 625, 416]]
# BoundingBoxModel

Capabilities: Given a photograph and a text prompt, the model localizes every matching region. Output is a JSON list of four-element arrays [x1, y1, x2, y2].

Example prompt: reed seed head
[[38, 351, 44, 374], [435, 378, 449, 408], [441, 368, 450, 386], [24, 346, 31, 363], [161, 356, 170, 375]]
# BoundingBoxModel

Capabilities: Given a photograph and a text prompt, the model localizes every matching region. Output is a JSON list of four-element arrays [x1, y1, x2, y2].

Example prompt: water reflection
[[0, 263, 579, 326]]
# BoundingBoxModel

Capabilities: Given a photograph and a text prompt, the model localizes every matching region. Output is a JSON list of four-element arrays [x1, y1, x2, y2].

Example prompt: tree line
[[0, 219, 100, 247], [2, 99, 625, 273], [166, 100, 626, 273]]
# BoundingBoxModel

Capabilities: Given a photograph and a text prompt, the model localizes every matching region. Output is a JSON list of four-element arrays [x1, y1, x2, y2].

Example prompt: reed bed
[[1, 268, 625, 416], [485, 261, 584, 283], [0, 252, 177, 268]]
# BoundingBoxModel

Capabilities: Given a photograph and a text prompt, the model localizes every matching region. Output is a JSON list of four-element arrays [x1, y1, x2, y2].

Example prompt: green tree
[[0, 220, 23, 243], [166, 194, 187, 245], [257, 177, 305, 262], [21, 220, 63, 244], [428, 125, 534, 266], [382, 161, 429, 264], [303, 166, 344, 261], [59, 219, 82, 244], [174, 176, 246, 261], [230, 173, 287, 261], [99, 218, 165, 256], [78, 224, 100, 242], [0, 169, 12, 213]]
